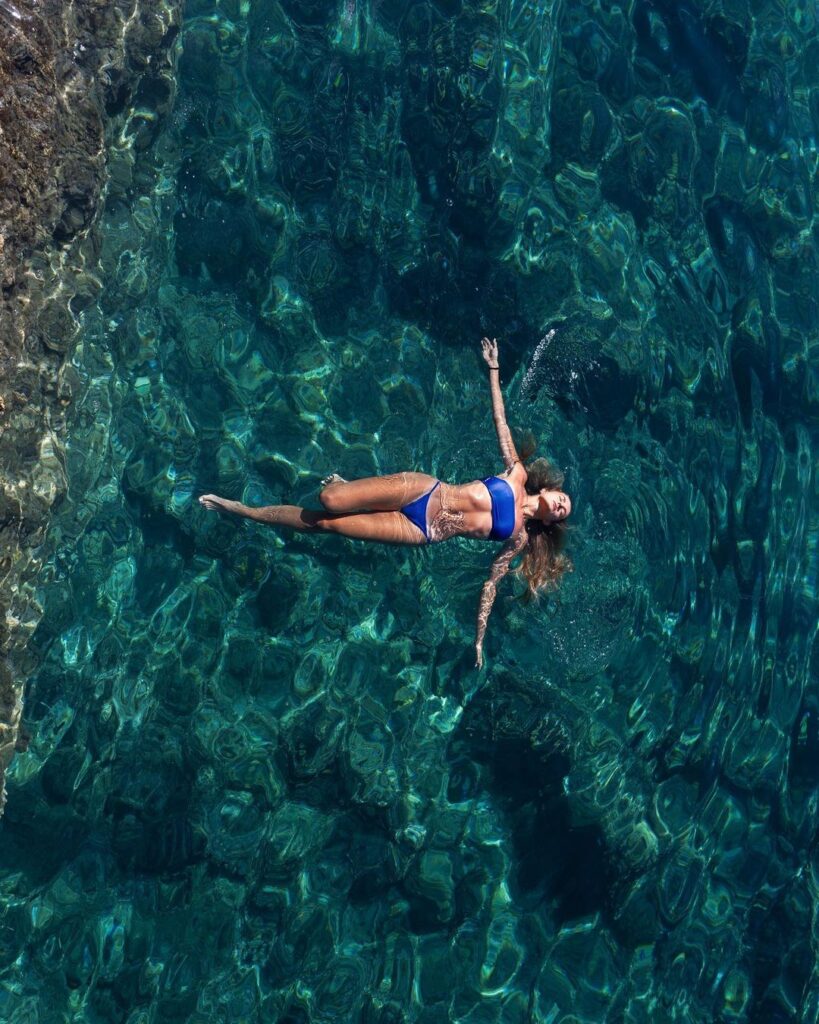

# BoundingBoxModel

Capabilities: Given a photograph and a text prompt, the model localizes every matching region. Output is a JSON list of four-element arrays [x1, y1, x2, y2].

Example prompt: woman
[[199, 337, 572, 666]]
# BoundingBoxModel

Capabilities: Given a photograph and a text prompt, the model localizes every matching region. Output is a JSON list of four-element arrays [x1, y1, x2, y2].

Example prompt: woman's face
[[538, 489, 571, 523]]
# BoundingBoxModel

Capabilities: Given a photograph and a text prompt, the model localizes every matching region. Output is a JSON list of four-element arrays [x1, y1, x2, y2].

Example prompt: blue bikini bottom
[[400, 481, 440, 540]]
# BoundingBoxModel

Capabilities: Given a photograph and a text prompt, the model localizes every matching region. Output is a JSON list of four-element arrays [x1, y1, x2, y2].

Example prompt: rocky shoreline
[[0, 0, 182, 810]]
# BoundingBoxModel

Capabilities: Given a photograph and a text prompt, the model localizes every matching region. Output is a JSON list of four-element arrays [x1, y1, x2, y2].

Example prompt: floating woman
[[199, 337, 572, 666]]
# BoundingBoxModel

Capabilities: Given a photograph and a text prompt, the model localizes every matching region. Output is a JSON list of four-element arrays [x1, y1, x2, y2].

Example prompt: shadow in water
[[451, 685, 613, 924]]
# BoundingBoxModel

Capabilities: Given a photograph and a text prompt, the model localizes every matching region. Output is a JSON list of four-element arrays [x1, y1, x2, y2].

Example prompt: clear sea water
[[2, 0, 819, 1021]]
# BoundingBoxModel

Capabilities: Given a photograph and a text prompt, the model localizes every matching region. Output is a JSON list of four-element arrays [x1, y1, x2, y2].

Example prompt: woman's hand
[[480, 336, 499, 369]]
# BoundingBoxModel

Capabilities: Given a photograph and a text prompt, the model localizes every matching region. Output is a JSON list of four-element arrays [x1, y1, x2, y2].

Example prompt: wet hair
[[517, 456, 573, 599]]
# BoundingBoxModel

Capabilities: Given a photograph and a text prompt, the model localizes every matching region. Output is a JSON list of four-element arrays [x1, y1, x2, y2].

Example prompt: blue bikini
[[400, 476, 516, 542], [400, 481, 440, 539], [482, 476, 516, 540]]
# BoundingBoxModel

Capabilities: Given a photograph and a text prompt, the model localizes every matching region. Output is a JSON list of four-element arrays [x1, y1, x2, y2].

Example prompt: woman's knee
[[313, 512, 343, 533], [319, 485, 345, 513]]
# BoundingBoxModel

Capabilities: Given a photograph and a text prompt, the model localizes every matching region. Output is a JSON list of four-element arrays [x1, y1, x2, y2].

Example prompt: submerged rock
[[0, 0, 182, 810]]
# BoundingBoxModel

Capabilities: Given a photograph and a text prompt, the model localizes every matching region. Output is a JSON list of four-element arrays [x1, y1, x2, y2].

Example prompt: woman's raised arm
[[480, 337, 520, 471], [474, 529, 528, 667]]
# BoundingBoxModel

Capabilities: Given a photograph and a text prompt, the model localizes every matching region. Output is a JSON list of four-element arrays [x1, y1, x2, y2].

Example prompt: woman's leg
[[319, 472, 438, 513], [199, 496, 320, 531], [198, 495, 427, 545]]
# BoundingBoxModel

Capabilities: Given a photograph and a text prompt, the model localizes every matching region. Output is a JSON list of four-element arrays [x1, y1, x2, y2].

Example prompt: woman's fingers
[[480, 337, 499, 363]]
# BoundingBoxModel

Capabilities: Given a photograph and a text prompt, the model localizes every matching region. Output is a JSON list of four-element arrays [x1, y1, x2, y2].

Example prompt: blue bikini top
[[482, 476, 516, 541]]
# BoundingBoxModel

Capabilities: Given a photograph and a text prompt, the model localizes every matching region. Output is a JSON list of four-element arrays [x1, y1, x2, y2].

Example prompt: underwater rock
[[534, 922, 622, 1021], [405, 849, 456, 926], [262, 801, 333, 883], [745, 60, 788, 152], [113, 810, 205, 875], [281, 699, 346, 785], [0, 0, 183, 813], [550, 80, 615, 170], [342, 715, 398, 808], [202, 788, 268, 878]]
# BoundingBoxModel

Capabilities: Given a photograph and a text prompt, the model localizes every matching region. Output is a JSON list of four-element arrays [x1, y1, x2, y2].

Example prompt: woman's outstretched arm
[[474, 530, 528, 667], [480, 337, 520, 471]]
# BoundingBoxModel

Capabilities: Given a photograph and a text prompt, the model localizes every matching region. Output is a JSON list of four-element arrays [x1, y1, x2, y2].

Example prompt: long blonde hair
[[517, 454, 573, 599]]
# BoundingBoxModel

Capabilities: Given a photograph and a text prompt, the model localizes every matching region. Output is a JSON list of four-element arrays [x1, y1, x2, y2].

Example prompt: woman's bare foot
[[320, 473, 347, 488], [199, 494, 243, 515]]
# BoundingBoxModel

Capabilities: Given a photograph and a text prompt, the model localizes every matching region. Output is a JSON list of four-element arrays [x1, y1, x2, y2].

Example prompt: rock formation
[[0, 0, 182, 810]]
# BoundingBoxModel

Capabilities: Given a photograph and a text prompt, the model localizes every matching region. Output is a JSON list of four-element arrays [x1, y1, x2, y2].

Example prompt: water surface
[[2, 1, 818, 1021]]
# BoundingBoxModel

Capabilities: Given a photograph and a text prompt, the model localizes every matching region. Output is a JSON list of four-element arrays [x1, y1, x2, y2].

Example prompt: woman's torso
[[427, 463, 527, 543]]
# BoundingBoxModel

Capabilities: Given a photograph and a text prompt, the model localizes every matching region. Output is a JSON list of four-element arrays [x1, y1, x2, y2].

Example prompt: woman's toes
[[321, 473, 346, 488]]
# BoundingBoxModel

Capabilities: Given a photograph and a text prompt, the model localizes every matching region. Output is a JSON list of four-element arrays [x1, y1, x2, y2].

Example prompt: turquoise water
[[3, 0, 819, 1020]]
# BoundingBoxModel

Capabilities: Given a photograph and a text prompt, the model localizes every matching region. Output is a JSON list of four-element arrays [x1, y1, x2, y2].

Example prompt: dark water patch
[[633, 0, 747, 120]]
